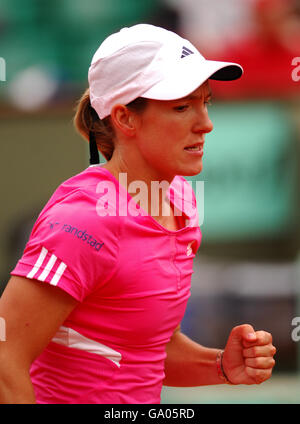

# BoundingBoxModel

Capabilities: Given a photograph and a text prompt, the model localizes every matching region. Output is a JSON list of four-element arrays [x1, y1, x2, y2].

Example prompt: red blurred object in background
[[210, 0, 300, 100]]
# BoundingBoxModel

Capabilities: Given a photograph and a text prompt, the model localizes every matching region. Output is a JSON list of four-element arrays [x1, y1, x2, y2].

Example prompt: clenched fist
[[222, 324, 276, 385]]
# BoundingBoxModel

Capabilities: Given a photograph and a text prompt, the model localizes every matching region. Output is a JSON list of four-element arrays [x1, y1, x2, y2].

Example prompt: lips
[[184, 142, 204, 151]]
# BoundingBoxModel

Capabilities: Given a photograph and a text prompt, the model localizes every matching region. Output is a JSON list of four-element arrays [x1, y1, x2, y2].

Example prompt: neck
[[102, 154, 175, 220]]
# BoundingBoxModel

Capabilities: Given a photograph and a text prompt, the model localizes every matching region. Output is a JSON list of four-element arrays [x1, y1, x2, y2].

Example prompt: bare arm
[[0, 276, 78, 403], [163, 325, 222, 386]]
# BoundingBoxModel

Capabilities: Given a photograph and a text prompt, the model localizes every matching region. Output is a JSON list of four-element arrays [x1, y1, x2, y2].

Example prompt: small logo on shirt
[[49, 222, 60, 230], [186, 241, 196, 256], [48, 222, 104, 253]]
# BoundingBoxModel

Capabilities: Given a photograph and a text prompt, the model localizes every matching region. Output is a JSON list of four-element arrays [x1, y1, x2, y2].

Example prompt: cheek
[[138, 110, 188, 158], [149, 121, 186, 149]]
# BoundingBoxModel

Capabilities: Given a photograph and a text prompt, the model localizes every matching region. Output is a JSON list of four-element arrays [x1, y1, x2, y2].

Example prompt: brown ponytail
[[73, 88, 115, 161], [74, 89, 148, 162]]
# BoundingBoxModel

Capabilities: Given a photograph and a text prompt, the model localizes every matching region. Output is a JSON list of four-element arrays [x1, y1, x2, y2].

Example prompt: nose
[[193, 107, 214, 134]]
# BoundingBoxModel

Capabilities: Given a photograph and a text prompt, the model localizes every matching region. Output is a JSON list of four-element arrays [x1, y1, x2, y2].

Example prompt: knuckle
[[249, 366, 273, 384], [265, 357, 275, 368], [265, 369, 273, 380], [254, 370, 267, 384], [259, 330, 272, 342], [266, 332, 273, 342]]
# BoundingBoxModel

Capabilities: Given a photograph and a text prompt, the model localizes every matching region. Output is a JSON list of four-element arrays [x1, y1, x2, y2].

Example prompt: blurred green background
[[1, 0, 300, 404]]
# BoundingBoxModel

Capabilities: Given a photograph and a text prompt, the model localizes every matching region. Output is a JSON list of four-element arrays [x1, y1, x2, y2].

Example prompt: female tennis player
[[0, 24, 276, 404]]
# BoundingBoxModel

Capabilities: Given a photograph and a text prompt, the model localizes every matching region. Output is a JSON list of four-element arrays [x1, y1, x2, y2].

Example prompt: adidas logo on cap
[[181, 46, 194, 59]]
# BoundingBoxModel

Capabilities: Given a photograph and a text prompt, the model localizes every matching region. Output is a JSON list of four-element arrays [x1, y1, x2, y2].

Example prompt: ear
[[110, 104, 137, 137]]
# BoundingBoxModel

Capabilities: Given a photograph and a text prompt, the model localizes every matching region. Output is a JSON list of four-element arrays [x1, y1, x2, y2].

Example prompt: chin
[[180, 163, 203, 177], [163, 160, 203, 181]]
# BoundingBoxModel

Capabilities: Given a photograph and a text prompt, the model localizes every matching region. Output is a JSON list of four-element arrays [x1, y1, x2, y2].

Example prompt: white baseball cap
[[88, 24, 243, 119]]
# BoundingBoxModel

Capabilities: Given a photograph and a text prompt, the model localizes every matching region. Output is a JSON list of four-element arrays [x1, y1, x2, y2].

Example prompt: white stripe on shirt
[[50, 262, 67, 286], [26, 247, 48, 279], [51, 326, 122, 367], [38, 253, 58, 281], [26, 247, 67, 286]]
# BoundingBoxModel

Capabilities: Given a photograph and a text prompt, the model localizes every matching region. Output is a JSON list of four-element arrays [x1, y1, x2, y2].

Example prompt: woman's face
[[134, 81, 213, 181]]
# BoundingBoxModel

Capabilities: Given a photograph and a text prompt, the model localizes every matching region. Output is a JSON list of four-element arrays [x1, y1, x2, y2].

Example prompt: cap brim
[[141, 57, 243, 101], [208, 60, 243, 81]]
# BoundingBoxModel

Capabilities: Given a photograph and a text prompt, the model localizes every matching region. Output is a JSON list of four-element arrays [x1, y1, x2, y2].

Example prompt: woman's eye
[[205, 100, 212, 107], [174, 105, 189, 112]]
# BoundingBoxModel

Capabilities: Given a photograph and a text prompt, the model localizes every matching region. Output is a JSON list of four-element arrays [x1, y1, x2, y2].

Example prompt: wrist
[[216, 350, 234, 385]]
